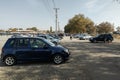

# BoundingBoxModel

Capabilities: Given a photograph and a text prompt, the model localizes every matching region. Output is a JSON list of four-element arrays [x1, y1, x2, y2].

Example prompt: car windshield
[[43, 38, 55, 46], [95, 35, 100, 37]]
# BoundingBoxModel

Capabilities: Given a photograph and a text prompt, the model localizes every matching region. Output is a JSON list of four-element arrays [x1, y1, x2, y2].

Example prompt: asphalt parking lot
[[0, 36, 120, 80]]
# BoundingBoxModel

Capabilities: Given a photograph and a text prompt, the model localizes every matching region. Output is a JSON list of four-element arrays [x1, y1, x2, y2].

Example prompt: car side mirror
[[31, 45, 39, 49], [43, 44, 49, 49], [50, 38, 52, 40]]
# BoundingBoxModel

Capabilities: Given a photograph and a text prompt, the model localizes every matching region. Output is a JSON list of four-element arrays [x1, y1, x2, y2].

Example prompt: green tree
[[0, 29, 4, 32], [19, 28, 23, 30], [50, 26, 52, 33], [64, 14, 95, 34], [46, 30, 50, 33], [97, 22, 114, 34], [8, 28, 18, 32], [116, 26, 120, 31], [26, 27, 38, 31], [31, 27, 38, 31], [85, 18, 96, 35]]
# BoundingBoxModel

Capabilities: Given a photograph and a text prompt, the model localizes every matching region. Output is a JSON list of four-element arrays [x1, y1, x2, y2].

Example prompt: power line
[[52, 0, 56, 8], [46, 0, 54, 14], [52, 0, 60, 34], [41, 0, 54, 17], [41, 0, 60, 33]]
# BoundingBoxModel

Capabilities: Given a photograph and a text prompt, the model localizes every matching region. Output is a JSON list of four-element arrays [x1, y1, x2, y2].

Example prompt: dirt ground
[[0, 36, 120, 80]]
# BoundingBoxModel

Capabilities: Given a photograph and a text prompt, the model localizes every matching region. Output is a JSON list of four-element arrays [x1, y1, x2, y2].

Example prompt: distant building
[[9, 29, 50, 34]]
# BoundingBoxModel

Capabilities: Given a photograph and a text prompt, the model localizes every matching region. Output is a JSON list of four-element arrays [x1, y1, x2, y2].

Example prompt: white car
[[79, 35, 92, 40]]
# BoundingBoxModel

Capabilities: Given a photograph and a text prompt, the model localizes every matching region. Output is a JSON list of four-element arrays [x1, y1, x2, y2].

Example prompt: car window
[[99, 35, 104, 38], [7, 39, 16, 48], [17, 39, 29, 48], [30, 39, 46, 48], [43, 38, 55, 46]]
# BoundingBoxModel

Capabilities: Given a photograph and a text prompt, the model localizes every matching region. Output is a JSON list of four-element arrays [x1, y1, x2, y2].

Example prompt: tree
[[116, 26, 120, 31], [85, 18, 96, 35], [97, 22, 114, 34], [0, 29, 4, 32], [8, 28, 18, 32], [31, 27, 38, 31], [50, 26, 52, 33], [46, 30, 50, 33], [19, 28, 23, 30], [114, 0, 120, 3], [64, 14, 95, 34], [26, 27, 38, 31]]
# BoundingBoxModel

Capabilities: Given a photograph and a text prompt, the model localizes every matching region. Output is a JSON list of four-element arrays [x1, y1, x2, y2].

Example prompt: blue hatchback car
[[1, 37, 70, 66]]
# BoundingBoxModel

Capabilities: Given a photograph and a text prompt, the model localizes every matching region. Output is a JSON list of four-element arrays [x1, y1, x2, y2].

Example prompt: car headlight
[[64, 49, 69, 53]]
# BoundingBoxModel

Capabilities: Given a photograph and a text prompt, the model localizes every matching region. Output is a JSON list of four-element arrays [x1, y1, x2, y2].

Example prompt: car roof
[[9, 37, 44, 40]]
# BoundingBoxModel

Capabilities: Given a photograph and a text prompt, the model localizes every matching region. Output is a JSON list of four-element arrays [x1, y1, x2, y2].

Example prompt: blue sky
[[0, 0, 120, 31]]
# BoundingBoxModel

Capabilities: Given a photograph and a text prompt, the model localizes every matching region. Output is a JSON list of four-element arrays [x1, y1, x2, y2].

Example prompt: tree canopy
[[8, 28, 18, 32], [96, 22, 114, 34], [26, 27, 38, 31], [64, 14, 115, 35], [64, 14, 95, 34]]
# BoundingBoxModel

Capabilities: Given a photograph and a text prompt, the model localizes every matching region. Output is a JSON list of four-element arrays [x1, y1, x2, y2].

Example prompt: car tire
[[104, 39, 107, 43], [108, 40, 112, 43], [53, 54, 64, 64], [4, 56, 16, 66]]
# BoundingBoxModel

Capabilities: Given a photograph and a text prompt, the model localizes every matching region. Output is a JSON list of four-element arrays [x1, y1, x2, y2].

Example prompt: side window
[[17, 39, 29, 48], [30, 39, 46, 48], [7, 39, 16, 48], [108, 34, 112, 38], [99, 35, 104, 38]]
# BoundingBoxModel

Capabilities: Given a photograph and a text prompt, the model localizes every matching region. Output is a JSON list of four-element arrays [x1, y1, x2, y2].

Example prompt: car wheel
[[4, 56, 16, 66], [53, 54, 64, 64], [104, 39, 107, 43], [108, 40, 112, 43]]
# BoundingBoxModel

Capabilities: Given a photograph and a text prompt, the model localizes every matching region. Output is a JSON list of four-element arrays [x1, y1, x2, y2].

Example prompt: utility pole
[[58, 21, 60, 33], [54, 8, 59, 35]]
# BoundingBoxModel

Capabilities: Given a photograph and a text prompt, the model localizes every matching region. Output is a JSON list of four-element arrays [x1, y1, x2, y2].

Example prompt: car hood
[[55, 45, 66, 49], [90, 36, 97, 39], [52, 45, 67, 51], [52, 39, 60, 42]]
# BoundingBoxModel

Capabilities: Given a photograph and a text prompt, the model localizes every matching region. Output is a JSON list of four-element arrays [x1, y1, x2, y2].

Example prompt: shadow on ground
[[0, 41, 120, 80]]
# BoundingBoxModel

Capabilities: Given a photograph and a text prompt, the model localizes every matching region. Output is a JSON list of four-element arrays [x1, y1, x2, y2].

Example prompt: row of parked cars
[[73, 33, 92, 40], [89, 34, 113, 43], [0, 33, 114, 66], [73, 33, 114, 43]]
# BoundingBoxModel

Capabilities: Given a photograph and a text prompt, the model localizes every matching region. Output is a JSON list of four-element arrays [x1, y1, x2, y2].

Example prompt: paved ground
[[0, 36, 120, 80]]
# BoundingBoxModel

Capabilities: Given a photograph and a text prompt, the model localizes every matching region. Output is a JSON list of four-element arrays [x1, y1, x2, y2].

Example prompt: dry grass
[[113, 34, 120, 39]]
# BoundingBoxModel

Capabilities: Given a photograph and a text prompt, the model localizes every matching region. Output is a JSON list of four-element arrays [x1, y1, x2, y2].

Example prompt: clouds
[[25, 0, 41, 7], [85, 0, 98, 9]]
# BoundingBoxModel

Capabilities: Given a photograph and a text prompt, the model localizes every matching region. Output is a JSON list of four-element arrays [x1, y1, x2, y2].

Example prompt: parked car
[[37, 34, 60, 45], [89, 34, 113, 43], [79, 34, 92, 40], [73, 34, 80, 38], [11, 33, 32, 38], [1, 37, 70, 66], [48, 34, 62, 40]]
